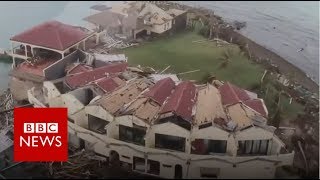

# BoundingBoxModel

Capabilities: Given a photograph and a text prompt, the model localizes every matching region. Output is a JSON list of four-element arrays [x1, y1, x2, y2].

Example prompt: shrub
[[198, 25, 210, 38]]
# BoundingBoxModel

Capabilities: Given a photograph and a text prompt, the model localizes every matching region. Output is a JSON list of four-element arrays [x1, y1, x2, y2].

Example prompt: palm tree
[[271, 91, 283, 128]]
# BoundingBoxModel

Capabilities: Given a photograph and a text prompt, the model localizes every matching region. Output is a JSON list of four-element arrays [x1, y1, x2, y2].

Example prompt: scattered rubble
[[45, 149, 104, 179], [0, 89, 14, 131], [87, 35, 139, 54]]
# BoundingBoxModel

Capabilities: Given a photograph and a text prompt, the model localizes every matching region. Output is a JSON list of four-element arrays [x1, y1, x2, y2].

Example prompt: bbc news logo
[[21, 123, 62, 147], [14, 108, 68, 162]]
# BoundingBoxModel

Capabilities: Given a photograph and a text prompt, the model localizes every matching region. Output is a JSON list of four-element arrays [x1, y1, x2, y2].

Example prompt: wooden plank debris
[[177, 69, 200, 75], [160, 65, 171, 74], [278, 127, 296, 131]]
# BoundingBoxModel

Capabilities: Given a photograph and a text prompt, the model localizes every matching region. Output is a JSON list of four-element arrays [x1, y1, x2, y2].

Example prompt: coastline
[[233, 30, 319, 94], [170, 2, 319, 94], [0, 1, 318, 94]]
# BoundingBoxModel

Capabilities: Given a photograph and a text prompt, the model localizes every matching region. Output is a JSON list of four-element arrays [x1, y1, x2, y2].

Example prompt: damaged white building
[[27, 62, 294, 179]]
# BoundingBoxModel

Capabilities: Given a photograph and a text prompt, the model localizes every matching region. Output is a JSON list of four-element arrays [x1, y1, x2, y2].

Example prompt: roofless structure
[[10, 21, 98, 64], [8, 21, 100, 101]]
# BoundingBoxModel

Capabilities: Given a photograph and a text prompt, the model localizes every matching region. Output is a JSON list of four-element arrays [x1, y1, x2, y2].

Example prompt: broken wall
[[68, 88, 96, 106], [60, 93, 85, 115], [44, 50, 84, 80], [43, 81, 60, 99], [70, 110, 87, 128], [145, 20, 172, 34], [9, 76, 42, 102]]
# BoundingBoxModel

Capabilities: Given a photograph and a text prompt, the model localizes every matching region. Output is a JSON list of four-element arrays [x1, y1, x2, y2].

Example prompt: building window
[[162, 164, 172, 168], [133, 156, 145, 172], [155, 133, 185, 152], [156, 115, 191, 130], [191, 139, 227, 155], [147, 159, 160, 175], [175, 164, 183, 179], [237, 139, 269, 155], [164, 24, 167, 30], [119, 125, 146, 146], [200, 167, 220, 178], [88, 115, 108, 134]]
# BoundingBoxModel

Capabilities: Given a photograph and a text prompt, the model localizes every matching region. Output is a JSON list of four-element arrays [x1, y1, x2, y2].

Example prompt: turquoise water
[[0, 1, 318, 91]]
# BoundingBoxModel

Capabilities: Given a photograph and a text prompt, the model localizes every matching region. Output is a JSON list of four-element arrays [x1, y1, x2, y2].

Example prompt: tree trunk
[[209, 26, 213, 39]]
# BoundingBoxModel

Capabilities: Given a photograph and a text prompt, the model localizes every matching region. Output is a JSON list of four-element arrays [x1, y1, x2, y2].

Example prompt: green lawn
[[121, 30, 304, 123], [123, 31, 264, 89], [261, 82, 304, 121]]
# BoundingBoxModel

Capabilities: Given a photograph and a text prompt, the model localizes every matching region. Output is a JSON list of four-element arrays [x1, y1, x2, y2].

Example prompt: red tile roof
[[160, 81, 197, 121], [67, 64, 92, 75], [65, 62, 127, 89], [96, 77, 123, 93], [143, 77, 175, 105], [219, 82, 268, 117], [243, 99, 268, 117], [11, 21, 90, 51], [218, 82, 250, 106]]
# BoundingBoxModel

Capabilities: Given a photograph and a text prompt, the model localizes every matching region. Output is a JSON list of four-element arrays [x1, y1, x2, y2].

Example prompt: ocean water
[[178, 1, 319, 84], [0, 1, 318, 91]]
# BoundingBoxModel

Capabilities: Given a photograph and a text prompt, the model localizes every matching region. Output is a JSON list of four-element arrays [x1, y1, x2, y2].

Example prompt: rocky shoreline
[[230, 29, 319, 94], [164, 1, 318, 94]]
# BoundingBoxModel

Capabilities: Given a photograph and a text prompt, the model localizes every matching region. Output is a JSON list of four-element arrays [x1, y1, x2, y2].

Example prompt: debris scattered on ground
[[45, 149, 104, 179], [87, 35, 139, 54], [0, 89, 14, 131]]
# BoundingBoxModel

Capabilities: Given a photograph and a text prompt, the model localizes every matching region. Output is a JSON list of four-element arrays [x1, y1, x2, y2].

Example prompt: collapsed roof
[[67, 60, 269, 132], [219, 82, 268, 117], [64, 62, 128, 89], [42, 51, 270, 132], [159, 81, 197, 122], [97, 78, 152, 115], [143, 77, 175, 105], [119, 78, 176, 123], [138, 3, 173, 25]]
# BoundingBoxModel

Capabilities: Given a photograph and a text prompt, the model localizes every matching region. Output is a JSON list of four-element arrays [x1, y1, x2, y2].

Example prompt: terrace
[[9, 21, 99, 80]]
